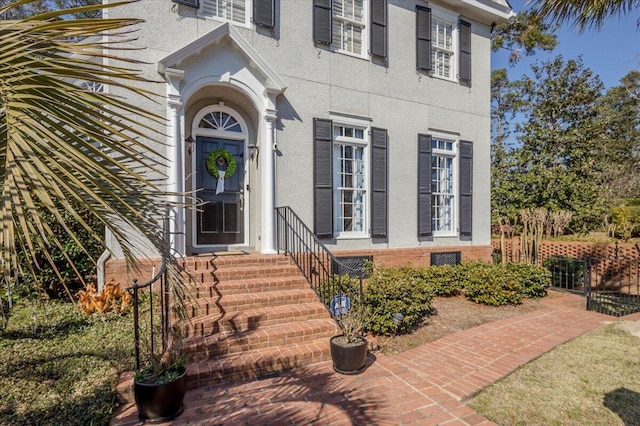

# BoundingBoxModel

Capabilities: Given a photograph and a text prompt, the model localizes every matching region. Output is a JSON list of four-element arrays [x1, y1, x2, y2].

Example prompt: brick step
[[185, 337, 335, 387], [186, 288, 321, 318], [187, 264, 303, 283], [188, 275, 310, 300], [182, 302, 331, 338], [182, 254, 294, 272], [183, 318, 340, 358]]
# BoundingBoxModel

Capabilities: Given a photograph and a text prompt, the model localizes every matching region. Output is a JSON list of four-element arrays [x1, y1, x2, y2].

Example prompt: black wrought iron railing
[[127, 262, 169, 371], [275, 206, 364, 316], [126, 216, 171, 372]]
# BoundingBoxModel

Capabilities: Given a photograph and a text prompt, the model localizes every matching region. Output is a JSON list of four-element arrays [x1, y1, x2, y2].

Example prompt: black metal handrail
[[275, 206, 364, 315], [127, 262, 168, 371], [126, 215, 171, 372]]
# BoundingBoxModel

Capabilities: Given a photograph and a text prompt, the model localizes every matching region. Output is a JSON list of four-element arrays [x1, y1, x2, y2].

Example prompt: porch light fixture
[[185, 135, 194, 155], [248, 144, 259, 160]]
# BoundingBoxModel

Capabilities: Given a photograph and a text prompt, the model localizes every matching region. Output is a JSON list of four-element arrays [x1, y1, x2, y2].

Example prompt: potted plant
[[133, 337, 187, 423], [330, 298, 370, 374]]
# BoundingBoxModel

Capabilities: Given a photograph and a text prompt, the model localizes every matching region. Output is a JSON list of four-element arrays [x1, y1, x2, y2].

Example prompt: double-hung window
[[201, 0, 249, 26], [333, 124, 368, 237], [431, 15, 454, 79], [332, 0, 367, 56], [431, 137, 456, 235]]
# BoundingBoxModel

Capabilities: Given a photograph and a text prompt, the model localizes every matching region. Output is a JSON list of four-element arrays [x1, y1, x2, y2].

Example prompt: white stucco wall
[[104, 0, 507, 257]]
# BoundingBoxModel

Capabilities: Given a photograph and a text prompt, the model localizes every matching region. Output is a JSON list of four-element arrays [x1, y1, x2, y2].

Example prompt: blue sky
[[493, 0, 640, 89]]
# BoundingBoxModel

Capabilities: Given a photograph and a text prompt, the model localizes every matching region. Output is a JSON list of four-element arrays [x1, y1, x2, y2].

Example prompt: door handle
[[239, 190, 244, 211]]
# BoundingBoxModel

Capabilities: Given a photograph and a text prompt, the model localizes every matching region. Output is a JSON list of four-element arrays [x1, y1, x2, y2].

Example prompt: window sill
[[335, 234, 369, 240], [329, 47, 370, 62], [430, 74, 458, 84], [199, 15, 252, 29]]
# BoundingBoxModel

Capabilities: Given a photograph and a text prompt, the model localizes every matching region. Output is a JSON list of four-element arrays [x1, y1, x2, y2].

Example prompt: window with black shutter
[[313, 0, 332, 45], [417, 134, 432, 238], [459, 140, 473, 240], [459, 20, 471, 86], [370, 127, 388, 238], [416, 6, 432, 71], [370, 0, 387, 59], [314, 119, 334, 237], [254, 0, 275, 28]]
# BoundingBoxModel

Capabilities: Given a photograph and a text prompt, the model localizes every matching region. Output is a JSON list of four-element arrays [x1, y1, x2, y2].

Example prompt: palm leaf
[[0, 0, 187, 312], [530, 0, 640, 31]]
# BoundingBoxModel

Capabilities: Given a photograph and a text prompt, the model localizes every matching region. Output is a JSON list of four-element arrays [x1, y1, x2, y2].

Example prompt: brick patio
[[111, 293, 612, 425]]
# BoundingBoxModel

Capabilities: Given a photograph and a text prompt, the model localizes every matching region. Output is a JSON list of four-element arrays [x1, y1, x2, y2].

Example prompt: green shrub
[[458, 261, 523, 306], [363, 265, 434, 335], [17, 205, 103, 300], [319, 274, 361, 308], [505, 263, 551, 298], [417, 265, 461, 297]]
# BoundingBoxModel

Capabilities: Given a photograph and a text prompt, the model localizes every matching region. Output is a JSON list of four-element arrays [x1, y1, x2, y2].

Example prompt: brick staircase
[[176, 252, 340, 389]]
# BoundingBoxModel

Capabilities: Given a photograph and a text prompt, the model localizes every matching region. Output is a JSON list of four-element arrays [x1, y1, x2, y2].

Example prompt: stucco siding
[[104, 0, 503, 256]]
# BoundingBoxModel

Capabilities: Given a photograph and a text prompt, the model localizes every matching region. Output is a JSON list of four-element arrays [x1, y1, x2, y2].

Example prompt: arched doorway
[[192, 105, 248, 247]]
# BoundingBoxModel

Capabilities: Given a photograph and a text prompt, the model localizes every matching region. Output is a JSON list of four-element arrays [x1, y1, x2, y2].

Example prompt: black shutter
[[418, 134, 432, 238], [172, 0, 199, 8], [459, 20, 471, 86], [416, 6, 432, 71], [313, 0, 332, 44], [459, 140, 473, 240], [254, 0, 275, 28], [370, 0, 387, 58], [371, 127, 388, 238], [314, 119, 333, 238]]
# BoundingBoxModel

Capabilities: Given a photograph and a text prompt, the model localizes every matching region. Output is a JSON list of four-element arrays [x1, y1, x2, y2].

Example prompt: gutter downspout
[[97, 227, 113, 291]]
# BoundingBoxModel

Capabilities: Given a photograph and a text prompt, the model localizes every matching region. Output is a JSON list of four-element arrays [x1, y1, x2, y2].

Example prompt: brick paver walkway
[[111, 293, 612, 425]]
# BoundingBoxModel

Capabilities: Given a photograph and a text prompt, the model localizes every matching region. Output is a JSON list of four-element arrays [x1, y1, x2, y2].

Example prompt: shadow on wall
[[603, 387, 640, 425]]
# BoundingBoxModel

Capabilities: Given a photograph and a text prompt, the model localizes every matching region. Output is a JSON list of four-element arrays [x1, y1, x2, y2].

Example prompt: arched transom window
[[198, 111, 242, 133]]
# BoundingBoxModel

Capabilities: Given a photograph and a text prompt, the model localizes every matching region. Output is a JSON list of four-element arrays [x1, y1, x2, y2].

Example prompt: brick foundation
[[105, 246, 494, 285]]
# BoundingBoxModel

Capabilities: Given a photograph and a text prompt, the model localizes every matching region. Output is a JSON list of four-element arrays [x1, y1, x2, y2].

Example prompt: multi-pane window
[[431, 16, 454, 79], [334, 125, 367, 236], [201, 0, 248, 25], [332, 0, 365, 55], [431, 138, 456, 234]]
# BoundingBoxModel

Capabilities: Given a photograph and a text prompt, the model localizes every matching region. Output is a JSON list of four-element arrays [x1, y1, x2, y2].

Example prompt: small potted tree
[[133, 330, 187, 423], [330, 295, 370, 374]]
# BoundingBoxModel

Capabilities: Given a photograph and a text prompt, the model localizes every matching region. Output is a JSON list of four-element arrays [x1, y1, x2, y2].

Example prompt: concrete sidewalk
[[111, 293, 611, 425]]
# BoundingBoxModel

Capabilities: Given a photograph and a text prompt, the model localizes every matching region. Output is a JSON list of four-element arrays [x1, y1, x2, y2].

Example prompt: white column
[[261, 112, 277, 254], [165, 68, 186, 256]]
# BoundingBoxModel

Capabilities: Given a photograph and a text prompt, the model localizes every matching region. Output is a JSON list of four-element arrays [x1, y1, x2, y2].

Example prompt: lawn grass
[[0, 299, 134, 425], [469, 324, 640, 426]]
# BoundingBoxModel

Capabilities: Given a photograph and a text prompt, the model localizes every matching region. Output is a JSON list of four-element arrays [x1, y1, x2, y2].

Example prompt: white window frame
[[430, 6, 458, 82], [331, 117, 370, 238], [430, 132, 459, 237], [199, 0, 251, 28], [331, 0, 369, 59]]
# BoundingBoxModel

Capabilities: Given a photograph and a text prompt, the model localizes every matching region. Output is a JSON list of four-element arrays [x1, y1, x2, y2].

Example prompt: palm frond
[[0, 1, 183, 304], [529, 0, 640, 31]]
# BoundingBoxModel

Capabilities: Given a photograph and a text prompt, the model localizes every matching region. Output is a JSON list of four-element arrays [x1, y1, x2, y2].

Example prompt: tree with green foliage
[[497, 56, 607, 232], [597, 71, 640, 203], [0, 0, 188, 322], [0, 0, 100, 19], [491, 69, 525, 220], [491, 10, 558, 64]]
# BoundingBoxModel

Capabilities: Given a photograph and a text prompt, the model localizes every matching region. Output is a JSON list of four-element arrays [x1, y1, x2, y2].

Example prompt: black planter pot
[[134, 367, 187, 423], [330, 335, 368, 374]]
